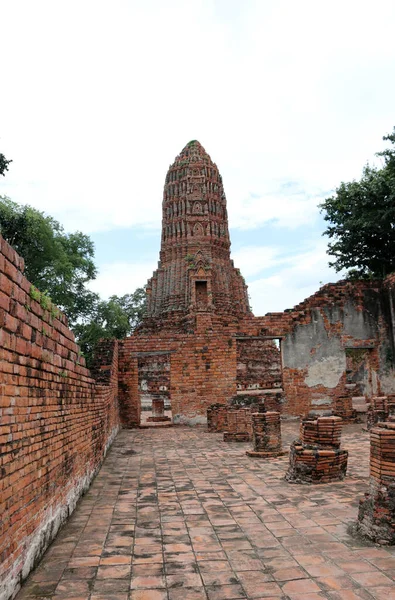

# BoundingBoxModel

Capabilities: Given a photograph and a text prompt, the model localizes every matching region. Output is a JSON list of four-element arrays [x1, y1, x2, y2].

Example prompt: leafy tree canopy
[[0, 196, 147, 366], [0, 152, 12, 176], [0, 196, 98, 325], [73, 290, 146, 367], [320, 127, 395, 279]]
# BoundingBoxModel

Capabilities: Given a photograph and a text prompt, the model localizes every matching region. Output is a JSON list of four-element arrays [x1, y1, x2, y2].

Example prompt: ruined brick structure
[[118, 141, 252, 425], [117, 141, 395, 425], [147, 397, 171, 422], [246, 407, 284, 458], [0, 236, 120, 600], [207, 403, 229, 432], [366, 395, 395, 429], [285, 416, 348, 483], [356, 421, 395, 544], [145, 140, 250, 322], [223, 408, 252, 442]]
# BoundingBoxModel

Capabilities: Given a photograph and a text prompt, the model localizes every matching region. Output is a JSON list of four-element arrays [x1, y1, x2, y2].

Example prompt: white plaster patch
[[305, 355, 345, 388], [379, 370, 395, 394], [173, 414, 207, 426]]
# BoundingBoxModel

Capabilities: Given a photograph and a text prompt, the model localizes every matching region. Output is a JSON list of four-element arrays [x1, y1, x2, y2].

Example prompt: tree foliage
[[0, 196, 98, 325], [320, 128, 395, 279], [0, 152, 12, 176], [73, 290, 146, 367], [0, 196, 147, 366]]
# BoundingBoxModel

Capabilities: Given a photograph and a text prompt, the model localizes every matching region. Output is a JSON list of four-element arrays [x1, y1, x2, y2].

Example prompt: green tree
[[0, 152, 12, 176], [320, 128, 395, 278], [0, 196, 98, 325], [74, 290, 146, 367], [0, 196, 147, 366]]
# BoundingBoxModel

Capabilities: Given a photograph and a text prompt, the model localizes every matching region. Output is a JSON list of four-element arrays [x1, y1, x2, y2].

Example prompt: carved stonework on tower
[[145, 141, 250, 325]]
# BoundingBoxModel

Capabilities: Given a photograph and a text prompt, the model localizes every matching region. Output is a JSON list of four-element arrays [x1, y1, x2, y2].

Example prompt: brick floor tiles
[[15, 422, 395, 600]]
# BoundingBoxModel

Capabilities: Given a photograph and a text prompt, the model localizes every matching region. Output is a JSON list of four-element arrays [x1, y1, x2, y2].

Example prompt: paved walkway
[[16, 423, 395, 600]]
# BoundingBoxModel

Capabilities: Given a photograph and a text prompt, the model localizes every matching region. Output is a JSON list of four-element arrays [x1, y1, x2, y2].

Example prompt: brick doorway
[[236, 336, 284, 410], [137, 352, 172, 425]]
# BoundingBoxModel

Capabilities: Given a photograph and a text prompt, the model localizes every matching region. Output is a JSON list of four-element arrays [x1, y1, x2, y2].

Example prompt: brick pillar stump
[[367, 396, 388, 430], [147, 397, 171, 422], [355, 422, 395, 544], [246, 410, 285, 457], [334, 395, 357, 422], [285, 415, 348, 484], [223, 408, 251, 442], [207, 403, 228, 432]]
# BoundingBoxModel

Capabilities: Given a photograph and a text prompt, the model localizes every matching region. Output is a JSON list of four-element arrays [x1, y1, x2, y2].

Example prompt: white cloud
[[89, 260, 156, 298], [1, 0, 394, 237], [90, 239, 343, 316], [0, 0, 393, 311], [231, 245, 281, 277], [246, 240, 344, 315], [228, 182, 326, 230]]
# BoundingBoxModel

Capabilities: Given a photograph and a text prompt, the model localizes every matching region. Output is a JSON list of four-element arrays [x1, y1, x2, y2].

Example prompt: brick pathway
[[16, 423, 395, 600]]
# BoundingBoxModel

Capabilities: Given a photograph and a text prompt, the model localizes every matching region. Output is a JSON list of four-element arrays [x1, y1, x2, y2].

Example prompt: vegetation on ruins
[[321, 127, 395, 278]]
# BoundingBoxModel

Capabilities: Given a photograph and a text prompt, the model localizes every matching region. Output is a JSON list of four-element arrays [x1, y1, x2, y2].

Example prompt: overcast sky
[[1, 0, 394, 315]]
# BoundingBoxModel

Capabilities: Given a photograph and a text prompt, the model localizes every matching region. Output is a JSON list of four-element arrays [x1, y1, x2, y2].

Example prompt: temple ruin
[[3, 140, 395, 599], [118, 140, 395, 425]]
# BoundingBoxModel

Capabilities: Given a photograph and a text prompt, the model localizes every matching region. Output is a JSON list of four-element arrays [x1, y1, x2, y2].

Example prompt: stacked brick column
[[285, 416, 348, 483], [367, 396, 395, 429], [147, 397, 171, 422], [223, 408, 251, 442], [207, 403, 228, 432], [334, 395, 357, 422], [356, 422, 395, 544], [246, 406, 284, 458]]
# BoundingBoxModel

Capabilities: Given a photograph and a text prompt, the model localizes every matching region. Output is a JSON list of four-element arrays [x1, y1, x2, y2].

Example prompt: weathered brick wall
[[357, 422, 395, 544], [137, 352, 170, 410], [119, 314, 237, 426], [0, 236, 120, 600], [120, 279, 395, 424], [238, 280, 395, 417], [236, 337, 282, 393]]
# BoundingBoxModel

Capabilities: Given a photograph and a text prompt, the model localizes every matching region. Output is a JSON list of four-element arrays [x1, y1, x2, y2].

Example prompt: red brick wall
[[120, 279, 395, 423], [236, 338, 282, 393], [237, 281, 392, 417], [119, 314, 237, 425], [0, 235, 120, 600]]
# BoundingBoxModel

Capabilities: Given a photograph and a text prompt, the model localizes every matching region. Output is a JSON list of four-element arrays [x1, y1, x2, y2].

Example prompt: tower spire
[[145, 141, 249, 322]]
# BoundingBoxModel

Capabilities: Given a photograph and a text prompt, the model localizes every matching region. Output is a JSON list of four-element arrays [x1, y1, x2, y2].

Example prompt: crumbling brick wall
[[236, 337, 282, 393], [119, 314, 237, 426], [138, 352, 170, 410], [240, 280, 395, 416], [120, 279, 395, 424], [0, 235, 120, 600]]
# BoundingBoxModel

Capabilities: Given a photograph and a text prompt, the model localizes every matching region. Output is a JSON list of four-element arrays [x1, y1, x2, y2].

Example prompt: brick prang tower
[[145, 140, 250, 326]]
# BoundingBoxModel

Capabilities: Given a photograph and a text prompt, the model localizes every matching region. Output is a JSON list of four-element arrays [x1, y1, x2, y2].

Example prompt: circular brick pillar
[[285, 416, 348, 484], [246, 411, 285, 457], [355, 422, 395, 544]]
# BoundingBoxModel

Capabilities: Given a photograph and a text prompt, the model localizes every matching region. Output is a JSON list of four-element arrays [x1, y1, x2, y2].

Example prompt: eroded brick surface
[[15, 422, 395, 600], [357, 422, 395, 544], [286, 416, 349, 484], [0, 236, 120, 600]]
